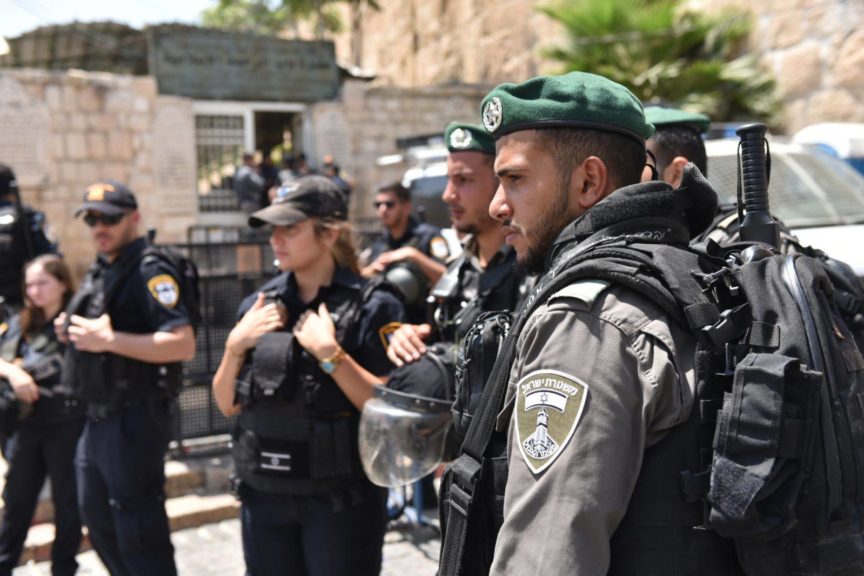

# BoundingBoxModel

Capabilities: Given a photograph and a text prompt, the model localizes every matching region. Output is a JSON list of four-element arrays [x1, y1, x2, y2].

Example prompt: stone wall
[[0, 69, 197, 279], [312, 79, 489, 226], [689, 0, 864, 132], [334, 0, 864, 133], [332, 0, 566, 87]]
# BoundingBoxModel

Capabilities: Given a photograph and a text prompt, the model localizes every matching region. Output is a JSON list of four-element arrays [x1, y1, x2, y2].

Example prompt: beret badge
[[449, 128, 473, 149], [482, 97, 503, 133]]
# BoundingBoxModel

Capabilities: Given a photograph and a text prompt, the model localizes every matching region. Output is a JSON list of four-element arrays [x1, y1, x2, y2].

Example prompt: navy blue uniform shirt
[[365, 216, 449, 264], [237, 266, 404, 378], [100, 238, 191, 334]]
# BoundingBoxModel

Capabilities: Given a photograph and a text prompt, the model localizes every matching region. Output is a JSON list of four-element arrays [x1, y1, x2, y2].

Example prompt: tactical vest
[[1, 316, 83, 425], [61, 245, 183, 409], [233, 276, 394, 496], [431, 247, 523, 345]]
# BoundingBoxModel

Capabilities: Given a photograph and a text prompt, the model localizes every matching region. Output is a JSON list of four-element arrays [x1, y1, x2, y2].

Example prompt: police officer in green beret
[[386, 122, 528, 366], [642, 106, 710, 188], [438, 72, 742, 575]]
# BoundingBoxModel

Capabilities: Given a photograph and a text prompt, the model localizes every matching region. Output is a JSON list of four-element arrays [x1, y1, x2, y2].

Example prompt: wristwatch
[[319, 346, 346, 374]]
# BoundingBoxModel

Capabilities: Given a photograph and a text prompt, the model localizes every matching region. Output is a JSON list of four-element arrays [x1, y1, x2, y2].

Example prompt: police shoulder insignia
[[449, 128, 473, 149], [515, 369, 589, 475], [147, 274, 180, 309], [483, 97, 503, 133], [378, 322, 402, 350], [430, 236, 450, 260]]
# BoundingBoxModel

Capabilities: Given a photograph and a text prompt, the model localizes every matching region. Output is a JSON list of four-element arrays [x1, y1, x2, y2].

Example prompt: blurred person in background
[[0, 255, 84, 576]]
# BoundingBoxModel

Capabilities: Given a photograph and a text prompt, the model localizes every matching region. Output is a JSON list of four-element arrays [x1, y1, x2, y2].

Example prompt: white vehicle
[[792, 123, 864, 177], [705, 138, 864, 276]]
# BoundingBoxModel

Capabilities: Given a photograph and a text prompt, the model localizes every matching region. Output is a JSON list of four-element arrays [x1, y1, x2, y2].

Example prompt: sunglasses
[[374, 200, 396, 209], [83, 212, 125, 227]]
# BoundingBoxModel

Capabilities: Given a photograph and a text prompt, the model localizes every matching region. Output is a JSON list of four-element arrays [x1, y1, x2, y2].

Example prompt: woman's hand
[[225, 293, 287, 357], [8, 365, 39, 404], [293, 303, 339, 360]]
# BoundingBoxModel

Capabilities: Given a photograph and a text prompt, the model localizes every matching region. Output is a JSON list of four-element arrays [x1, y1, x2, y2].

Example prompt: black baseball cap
[[249, 175, 348, 228], [0, 164, 17, 196], [75, 180, 138, 216]]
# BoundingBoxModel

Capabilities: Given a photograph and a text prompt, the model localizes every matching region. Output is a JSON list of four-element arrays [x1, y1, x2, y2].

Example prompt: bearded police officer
[[56, 181, 195, 576], [387, 122, 527, 368], [0, 164, 57, 315], [438, 73, 742, 575], [369, 122, 529, 504]]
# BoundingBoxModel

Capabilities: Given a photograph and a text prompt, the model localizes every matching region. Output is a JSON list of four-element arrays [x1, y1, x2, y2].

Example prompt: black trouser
[[240, 481, 388, 576], [0, 417, 85, 576], [75, 398, 177, 576]]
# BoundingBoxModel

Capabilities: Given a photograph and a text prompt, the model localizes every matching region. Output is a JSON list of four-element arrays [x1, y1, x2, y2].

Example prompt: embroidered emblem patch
[[85, 183, 115, 201], [449, 128, 473, 149], [430, 236, 450, 260], [515, 369, 589, 474], [378, 322, 402, 349], [147, 274, 180, 308], [482, 97, 503, 133]]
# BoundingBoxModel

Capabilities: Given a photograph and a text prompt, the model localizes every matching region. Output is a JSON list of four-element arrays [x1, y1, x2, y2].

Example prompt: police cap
[[644, 106, 711, 134], [445, 122, 496, 155], [75, 180, 138, 216], [249, 175, 347, 228], [480, 71, 654, 145]]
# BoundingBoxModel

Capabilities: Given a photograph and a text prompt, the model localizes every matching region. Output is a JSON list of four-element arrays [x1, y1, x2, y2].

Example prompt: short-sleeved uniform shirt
[[99, 238, 192, 336], [236, 267, 405, 383], [365, 216, 450, 264], [490, 280, 697, 575]]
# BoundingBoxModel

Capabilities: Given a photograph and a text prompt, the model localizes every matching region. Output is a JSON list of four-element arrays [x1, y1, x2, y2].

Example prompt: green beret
[[444, 122, 496, 155], [480, 72, 654, 144], [644, 106, 710, 134]]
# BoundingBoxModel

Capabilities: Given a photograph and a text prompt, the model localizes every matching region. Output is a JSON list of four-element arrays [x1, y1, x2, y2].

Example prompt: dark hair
[[649, 126, 708, 176], [534, 128, 646, 190], [19, 254, 75, 335], [377, 181, 410, 203]]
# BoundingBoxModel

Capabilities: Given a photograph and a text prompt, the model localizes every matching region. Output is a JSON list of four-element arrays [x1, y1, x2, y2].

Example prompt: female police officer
[[212, 176, 405, 576], [0, 255, 84, 576]]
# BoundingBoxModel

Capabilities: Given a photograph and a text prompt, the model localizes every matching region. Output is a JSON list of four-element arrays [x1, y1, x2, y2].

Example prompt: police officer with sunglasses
[[55, 180, 195, 576]]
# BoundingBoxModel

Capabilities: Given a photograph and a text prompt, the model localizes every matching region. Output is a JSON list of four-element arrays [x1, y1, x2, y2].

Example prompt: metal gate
[[166, 226, 277, 442]]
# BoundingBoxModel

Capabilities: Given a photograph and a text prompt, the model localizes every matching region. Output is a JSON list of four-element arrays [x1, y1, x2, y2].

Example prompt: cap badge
[[449, 128, 473, 149], [482, 97, 503, 133], [275, 182, 300, 203], [86, 183, 115, 201]]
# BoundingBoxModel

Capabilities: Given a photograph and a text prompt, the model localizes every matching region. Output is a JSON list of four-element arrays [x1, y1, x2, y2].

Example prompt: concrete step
[[9, 448, 238, 567], [3, 455, 230, 525], [19, 492, 240, 565]]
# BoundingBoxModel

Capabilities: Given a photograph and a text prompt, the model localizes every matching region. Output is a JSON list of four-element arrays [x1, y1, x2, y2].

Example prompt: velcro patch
[[379, 321, 402, 349], [147, 274, 180, 309], [515, 369, 589, 474]]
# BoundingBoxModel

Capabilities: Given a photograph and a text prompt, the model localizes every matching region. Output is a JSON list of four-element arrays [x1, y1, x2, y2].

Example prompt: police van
[[706, 137, 864, 277]]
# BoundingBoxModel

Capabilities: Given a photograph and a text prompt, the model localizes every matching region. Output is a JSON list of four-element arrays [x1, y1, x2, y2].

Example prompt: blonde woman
[[212, 176, 405, 576]]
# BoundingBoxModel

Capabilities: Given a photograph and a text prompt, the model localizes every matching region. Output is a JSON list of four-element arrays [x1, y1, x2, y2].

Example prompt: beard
[[517, 181, 573, 275]]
